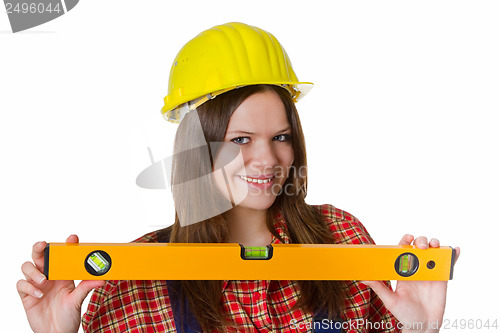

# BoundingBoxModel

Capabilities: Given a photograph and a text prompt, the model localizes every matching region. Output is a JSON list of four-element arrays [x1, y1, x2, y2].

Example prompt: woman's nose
[[249, 141, 279, 169]]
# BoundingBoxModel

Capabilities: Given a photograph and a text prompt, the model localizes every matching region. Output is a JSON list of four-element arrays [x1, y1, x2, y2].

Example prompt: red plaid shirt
[[82, 204, 400, 332]]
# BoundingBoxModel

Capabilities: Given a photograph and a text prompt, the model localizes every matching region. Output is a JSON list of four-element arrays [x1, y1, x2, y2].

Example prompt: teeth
[[239, 175, 273, 184]]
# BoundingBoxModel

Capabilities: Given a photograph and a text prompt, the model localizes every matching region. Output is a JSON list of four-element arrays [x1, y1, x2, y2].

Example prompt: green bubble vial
[[87, 252, 110, 273], [244, 246, 269, 259]]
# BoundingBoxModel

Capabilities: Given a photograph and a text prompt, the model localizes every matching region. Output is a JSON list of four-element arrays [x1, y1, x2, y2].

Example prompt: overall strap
[[312, 308, 343, 332], [313, 314, 343, 333], [166, 280, 202, 333], [161, 233, 201, 333]]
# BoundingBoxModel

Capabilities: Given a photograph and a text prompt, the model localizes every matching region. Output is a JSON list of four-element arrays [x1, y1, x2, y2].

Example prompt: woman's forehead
[[225, 91, 289, 134]]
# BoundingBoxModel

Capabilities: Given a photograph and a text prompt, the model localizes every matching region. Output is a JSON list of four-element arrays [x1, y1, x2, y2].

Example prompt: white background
[[1, 1, 499, 332]]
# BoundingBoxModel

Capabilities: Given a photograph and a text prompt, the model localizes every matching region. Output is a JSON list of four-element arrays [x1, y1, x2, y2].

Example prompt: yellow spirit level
[[43, 243, 456, 281]]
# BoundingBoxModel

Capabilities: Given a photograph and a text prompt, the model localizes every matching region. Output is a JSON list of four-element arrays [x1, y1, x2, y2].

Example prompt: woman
[[17, 22, 459, 333]]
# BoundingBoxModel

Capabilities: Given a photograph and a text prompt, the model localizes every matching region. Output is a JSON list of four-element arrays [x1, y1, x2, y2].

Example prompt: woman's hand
[[17, 235, 105, 333], [362, 234, 460, 333]]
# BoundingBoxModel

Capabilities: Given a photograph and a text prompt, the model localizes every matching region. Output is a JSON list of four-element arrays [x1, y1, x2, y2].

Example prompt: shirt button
[[253, 292, 261, 301]]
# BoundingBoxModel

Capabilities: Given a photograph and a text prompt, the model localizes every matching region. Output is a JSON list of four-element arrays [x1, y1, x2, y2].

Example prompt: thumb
[[72, 280, 105, 307], [362, 280, 397, 309]]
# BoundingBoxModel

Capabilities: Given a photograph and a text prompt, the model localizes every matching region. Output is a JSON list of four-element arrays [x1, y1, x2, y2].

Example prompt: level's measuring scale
[[85, 250, 112, 276], [44, 243, 456, 281], [241, 246, 273, 260]]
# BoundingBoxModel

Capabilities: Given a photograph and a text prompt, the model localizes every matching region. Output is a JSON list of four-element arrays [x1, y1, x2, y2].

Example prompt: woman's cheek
[[212, 166, 249, 205]]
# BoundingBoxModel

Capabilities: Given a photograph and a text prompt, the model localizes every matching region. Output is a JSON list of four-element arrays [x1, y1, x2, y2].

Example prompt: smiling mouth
[[238, 175, 274, 184]]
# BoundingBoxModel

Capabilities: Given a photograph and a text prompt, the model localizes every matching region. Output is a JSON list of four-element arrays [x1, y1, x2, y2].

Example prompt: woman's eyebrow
[[226, 127, 290, 135], [226, 130, 255, 135], [275, 127, 291, 134]]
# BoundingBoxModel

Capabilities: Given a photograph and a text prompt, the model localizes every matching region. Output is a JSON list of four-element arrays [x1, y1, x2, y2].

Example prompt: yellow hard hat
[[161, 22, 313, 123]]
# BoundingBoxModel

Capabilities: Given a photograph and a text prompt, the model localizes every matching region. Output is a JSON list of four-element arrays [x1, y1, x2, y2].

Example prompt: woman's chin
[[233, 195, 278, 211]]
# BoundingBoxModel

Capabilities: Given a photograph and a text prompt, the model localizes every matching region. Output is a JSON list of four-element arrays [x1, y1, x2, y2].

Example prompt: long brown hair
[[158, 85, 346, 332]]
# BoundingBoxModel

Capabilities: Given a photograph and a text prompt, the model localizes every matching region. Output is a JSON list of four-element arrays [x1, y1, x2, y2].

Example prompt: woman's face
[[212, 89, 294, 211]]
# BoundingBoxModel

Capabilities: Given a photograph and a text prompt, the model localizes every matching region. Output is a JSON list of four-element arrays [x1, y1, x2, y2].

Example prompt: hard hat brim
[[162, 82, 313, 123]]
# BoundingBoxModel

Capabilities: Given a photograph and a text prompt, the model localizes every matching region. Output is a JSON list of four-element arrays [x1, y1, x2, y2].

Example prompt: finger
[[361, 280, 397, 309], [21, 261, 46, 285], [16, 279, 44, 299], [72, 280, 106, 307], [454, 247, 461, 264], [66, 234, 79, 244], [398, 234, 414, 245], [429, 238, 440, 248], [31, 241, 47, 270], [414, 236, 429, 249]]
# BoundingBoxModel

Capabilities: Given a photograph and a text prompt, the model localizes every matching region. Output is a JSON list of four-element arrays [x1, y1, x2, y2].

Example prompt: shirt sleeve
[[317, 204, 401, 333], [81, 280, 119, 332]]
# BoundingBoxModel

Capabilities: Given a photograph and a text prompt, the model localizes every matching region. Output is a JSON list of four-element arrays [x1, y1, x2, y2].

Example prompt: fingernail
[[39, 275, 46, 284], [34, 290, 43, 298], [418, 244, 428, 249]]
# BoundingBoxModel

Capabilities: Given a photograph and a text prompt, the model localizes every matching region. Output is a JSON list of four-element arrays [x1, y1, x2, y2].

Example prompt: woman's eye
[[274, 134, 291, 142], [230, 137, 250, 144]]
